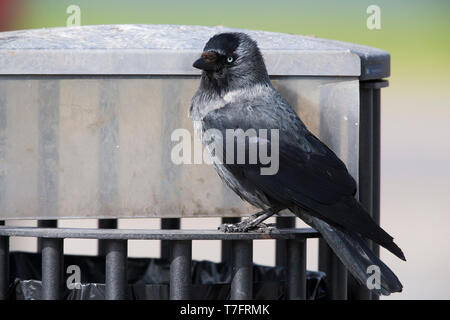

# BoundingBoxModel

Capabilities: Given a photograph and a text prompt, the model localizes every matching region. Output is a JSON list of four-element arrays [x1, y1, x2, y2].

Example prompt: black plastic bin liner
[[7, 252, 328, 300]]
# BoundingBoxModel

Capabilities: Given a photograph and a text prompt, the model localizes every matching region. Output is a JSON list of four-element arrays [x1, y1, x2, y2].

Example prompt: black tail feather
[[300, 196, 406, 261], [295, 208, 403, 295]]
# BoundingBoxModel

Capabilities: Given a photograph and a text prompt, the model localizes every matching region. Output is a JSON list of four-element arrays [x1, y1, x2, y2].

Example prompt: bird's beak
[[193, 51, 218, 71]]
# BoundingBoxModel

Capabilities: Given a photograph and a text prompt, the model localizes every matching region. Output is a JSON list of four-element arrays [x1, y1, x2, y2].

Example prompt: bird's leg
[[218, 207, 283, 233]]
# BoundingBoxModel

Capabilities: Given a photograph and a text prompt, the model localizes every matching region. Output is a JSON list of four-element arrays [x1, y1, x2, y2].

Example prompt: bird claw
[[218, 222, 248, 233], [218, 221, 279, 234], [252, 223, 280, 234]]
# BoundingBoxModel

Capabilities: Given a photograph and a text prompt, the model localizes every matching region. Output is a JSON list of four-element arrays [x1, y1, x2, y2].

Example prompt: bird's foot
[[218, 217, 279, 234], [252, 223, 279, 234]]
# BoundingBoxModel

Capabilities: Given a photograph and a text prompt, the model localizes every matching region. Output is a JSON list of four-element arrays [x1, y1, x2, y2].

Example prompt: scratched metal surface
[[0, 76, 359, 219], [0, 24, 389, 79]]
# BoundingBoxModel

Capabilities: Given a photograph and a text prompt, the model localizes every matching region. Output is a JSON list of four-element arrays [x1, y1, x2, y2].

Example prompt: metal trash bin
[[0, 24, 389, 300]]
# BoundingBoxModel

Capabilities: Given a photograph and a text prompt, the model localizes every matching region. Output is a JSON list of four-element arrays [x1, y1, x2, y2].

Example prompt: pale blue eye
[[227, 56, 234, 63]]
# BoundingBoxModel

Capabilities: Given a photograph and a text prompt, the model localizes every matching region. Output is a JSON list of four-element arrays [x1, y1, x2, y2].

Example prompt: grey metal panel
[[38, 81, 60, 219], [0, 76, 359, 219], [0, 24, 392, 77], [303, 37, 390, 80], [0, 49, 360, 77]]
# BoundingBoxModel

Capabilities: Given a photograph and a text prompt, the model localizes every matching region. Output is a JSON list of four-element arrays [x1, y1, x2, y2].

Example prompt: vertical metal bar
[[372, 88, 381, 258], [105, 239, 128, 300], [0, 236, 9, 300], [41, 237, 63, 300], [286, 239, 306, 300], [231, 240, 253, 300], [161, 218, 180, 260], [348, 85, 374, 300], [169, 240, 192, 300], [359, 87, 374, 220], [319, 240, 347, 299], [276, 216, 296, 267], [371, 87, 382, 300], [221, 217, 241, 263], [37, 220, 57, 252], [98, 219, 118, 256]]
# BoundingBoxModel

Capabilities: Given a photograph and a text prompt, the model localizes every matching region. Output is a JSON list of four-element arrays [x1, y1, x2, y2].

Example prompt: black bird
[[190, 32, 405, 295]]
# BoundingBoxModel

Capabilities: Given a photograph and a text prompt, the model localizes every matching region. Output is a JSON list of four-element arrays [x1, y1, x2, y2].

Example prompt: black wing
[[202, 99, 356, 204], [202, 99, 405, 260]]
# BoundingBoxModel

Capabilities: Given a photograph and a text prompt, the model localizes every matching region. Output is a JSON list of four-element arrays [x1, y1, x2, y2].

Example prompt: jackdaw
[[189, 32, 405, 295]]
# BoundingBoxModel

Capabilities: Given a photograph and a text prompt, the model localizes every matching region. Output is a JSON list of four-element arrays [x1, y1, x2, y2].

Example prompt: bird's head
[[193, 32, 270, 92]]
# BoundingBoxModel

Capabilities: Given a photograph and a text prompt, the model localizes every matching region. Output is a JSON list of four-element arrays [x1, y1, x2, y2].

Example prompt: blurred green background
[[1, 0, 449, 299]]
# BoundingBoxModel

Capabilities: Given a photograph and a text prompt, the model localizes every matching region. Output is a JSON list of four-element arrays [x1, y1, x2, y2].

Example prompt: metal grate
[[0, 224, 319, 300]]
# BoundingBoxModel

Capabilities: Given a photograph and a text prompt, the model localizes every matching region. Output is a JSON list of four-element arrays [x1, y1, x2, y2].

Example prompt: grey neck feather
[[190, 48, 272, 121]]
